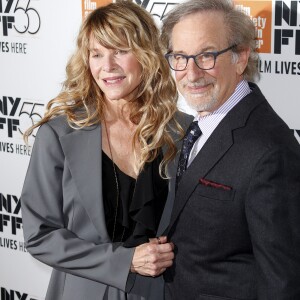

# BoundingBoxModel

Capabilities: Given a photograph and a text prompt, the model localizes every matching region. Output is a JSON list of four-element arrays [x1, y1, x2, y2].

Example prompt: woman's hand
[[130, 236, 174, 277]]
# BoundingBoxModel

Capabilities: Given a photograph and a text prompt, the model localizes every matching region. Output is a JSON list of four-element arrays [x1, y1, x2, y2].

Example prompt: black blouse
[[102, 150, 168, 247]]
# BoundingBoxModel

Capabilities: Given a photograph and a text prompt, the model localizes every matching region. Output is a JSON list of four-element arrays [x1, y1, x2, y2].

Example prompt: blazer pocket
[[195, 183, 235, 201]]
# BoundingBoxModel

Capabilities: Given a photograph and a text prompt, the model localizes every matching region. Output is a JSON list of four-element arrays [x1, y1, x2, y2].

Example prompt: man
[[160, 0, 300, 299]]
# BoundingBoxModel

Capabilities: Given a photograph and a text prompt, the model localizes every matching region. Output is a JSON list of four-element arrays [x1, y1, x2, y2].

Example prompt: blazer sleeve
[[245, 144, 300, 299], [21, 123, 135, 292]]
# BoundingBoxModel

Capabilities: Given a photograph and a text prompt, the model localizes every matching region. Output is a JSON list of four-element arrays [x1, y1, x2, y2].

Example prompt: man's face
[[171, 11, 246, 116]]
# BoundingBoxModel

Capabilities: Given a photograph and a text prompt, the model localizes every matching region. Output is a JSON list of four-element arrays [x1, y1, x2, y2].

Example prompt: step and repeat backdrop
[[0, 0, 299, 299]]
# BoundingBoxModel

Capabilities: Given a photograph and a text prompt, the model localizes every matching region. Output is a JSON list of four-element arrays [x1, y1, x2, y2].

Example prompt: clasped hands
[[130, 236, 174, 277]]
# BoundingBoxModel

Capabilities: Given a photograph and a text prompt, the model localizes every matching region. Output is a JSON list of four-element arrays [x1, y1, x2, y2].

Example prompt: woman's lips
[[102, 76, 126, 85]]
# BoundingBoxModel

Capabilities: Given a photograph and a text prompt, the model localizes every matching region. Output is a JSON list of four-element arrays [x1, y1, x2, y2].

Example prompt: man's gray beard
[[184, 92, 219, 113]]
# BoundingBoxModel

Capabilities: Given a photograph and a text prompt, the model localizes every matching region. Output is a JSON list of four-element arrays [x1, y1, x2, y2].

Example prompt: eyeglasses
[[165, 45, 236, 71]]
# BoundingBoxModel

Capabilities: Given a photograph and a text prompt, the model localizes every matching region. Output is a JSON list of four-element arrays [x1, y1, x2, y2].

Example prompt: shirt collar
[[195, 80, 251, 122], [194, 80, 251, 135]]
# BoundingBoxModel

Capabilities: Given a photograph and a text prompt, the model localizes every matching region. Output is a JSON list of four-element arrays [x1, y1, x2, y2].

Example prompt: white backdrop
[[0, 0, 299, 299]]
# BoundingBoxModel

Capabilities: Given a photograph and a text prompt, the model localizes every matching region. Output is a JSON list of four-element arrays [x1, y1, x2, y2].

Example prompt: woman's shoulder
[[39, 114, 100, 139], [42, 115, 75, 137]]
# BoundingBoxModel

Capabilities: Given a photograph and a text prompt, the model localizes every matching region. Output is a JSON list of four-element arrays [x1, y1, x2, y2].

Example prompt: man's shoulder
[[237, 85, 299, 151]]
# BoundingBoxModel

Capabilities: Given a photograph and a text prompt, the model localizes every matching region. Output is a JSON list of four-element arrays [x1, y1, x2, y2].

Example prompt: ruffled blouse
[[102, 150, 167, 247]]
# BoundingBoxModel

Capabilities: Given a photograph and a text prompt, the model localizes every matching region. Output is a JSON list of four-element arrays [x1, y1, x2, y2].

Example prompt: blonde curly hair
[[24, 0, 181, 176]]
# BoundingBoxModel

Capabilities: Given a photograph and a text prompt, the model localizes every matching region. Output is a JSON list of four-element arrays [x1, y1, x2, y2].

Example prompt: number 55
[[14, 0, 41, 34]]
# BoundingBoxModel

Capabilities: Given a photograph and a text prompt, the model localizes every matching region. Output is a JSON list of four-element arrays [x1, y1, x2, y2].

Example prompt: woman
[[21, 1, 180, 299]]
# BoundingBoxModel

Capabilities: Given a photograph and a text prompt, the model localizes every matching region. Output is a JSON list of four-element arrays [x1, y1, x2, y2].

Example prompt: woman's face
[[89, 35, 143, 103]]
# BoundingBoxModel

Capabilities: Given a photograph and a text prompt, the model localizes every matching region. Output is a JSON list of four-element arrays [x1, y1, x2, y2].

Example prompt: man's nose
[[185, 58, 205, 81]]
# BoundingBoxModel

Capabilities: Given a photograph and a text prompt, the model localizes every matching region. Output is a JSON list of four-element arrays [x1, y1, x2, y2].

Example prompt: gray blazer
[[21, 115, 175, 300]]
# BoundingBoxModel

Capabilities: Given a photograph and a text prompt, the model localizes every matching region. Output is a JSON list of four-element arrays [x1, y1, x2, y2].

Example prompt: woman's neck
[[103, 98, 133, 122]]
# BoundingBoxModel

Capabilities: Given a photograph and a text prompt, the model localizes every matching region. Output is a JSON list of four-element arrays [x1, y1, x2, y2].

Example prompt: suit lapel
[[168, 85, 265, 230], [60, 124, 109, 239], [168, 121, 234, 228]]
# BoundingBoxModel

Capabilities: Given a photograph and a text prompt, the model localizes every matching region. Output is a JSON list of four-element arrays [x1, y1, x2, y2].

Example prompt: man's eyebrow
[[171, 46, 215, 54]]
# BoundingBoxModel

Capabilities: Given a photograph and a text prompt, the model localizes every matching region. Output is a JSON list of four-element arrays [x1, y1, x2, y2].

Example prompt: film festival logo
[[235, 0, 300, 54], [274, 0, 300, 55], [82, 0, 182, 23], [1, 287, 40, 300], [0, 193, 22, 236], [0, 193, 29, 255], [235, 1, 300, 76], [0, 96, 44, 155], [0, 96, 44, 138], [0, 0, 40, 36], [82, 0, 111, 18], [133, 0, 182, 24], [234, 0, 272, 53], [0, 0, 41, 54]]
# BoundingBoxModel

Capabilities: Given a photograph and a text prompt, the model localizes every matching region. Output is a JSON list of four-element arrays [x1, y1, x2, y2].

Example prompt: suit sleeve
[[21, 123, 135, 292], [245, 144, 300, 299]]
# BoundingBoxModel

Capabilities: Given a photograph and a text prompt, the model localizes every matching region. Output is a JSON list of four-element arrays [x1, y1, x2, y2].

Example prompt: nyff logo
[[0, 0, 41, 36], [0, 96, 44, 138], [0, 193, 22, 235], [274, 1, 300, 54], [1, 287, 39, 300]]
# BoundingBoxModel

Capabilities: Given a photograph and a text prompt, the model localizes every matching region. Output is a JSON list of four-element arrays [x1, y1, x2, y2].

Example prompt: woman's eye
[[90, 52, 99, 58], [115, 50, 128, 55]]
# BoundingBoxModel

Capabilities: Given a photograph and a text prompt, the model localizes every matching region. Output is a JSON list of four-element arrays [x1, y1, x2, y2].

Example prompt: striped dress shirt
[[187, 80, 251, 167]]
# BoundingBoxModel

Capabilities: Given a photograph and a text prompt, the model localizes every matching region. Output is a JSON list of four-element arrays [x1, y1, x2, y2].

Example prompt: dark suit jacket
[[164, 83, 300, 300]]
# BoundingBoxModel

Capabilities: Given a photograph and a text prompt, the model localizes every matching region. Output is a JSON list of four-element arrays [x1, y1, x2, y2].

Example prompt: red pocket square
[[199, 178, 232, 191]]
